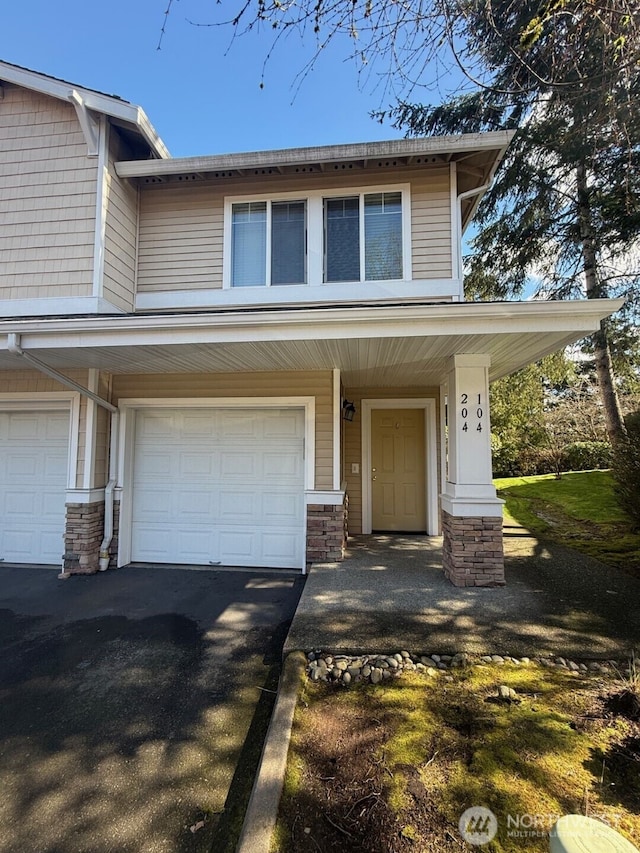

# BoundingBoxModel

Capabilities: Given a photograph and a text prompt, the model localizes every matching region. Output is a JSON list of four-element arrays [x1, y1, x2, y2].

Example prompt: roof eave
[[115, 131, 516, 179]]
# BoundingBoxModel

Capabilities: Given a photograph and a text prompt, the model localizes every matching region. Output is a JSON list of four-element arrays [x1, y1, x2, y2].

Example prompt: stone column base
[[442, 510, 505, 587], [306, 495, 348, 565], [64, 501, 105, 575]]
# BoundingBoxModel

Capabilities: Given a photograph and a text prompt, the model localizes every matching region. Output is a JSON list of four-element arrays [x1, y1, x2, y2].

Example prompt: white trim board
[[135, 280, 459, 311], [0, 297, 127, 317], [360, 398, 438, 536]]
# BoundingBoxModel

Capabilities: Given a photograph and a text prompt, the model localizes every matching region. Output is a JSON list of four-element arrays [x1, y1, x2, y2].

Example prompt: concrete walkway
[[285, 527, 640, 658]]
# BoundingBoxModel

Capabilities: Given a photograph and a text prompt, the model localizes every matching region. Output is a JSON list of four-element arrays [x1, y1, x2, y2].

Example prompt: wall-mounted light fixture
[[342, 399, 356, 422]]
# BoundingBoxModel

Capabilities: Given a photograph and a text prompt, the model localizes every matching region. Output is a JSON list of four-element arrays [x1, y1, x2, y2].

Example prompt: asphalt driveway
[[0, 565, 304, 853]]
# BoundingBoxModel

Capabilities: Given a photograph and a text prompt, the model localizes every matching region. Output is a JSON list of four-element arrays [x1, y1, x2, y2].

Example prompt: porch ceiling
[[0, 299, 623, 388]]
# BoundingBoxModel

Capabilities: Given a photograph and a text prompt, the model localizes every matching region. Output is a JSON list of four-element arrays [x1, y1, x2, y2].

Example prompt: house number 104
[[460, 393, 484, 433]]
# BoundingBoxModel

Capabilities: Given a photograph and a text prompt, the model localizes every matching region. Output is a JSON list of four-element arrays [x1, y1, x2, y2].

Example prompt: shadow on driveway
[[0, 565, 304, 853]]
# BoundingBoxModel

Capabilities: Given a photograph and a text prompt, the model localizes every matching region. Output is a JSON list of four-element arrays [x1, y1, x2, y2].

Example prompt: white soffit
[[0, 299, 623, 386]]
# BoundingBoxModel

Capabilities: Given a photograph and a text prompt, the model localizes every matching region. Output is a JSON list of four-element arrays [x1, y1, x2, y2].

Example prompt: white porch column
[[441, 354, 505, 587]]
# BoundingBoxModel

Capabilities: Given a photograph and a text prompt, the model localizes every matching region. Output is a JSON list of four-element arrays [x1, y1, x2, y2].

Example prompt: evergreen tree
[[379, 1, 640, 444]]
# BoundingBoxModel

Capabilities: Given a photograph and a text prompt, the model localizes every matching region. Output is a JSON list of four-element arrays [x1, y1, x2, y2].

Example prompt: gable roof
[[0, 59, 169, 159]]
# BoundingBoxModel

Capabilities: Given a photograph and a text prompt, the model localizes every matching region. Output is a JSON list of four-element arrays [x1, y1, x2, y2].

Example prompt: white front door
[[0, 410, 69, 565], [130, 407, 305, 569]]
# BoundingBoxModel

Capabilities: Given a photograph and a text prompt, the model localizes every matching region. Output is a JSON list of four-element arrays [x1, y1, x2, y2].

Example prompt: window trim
[[223, 184, 411, 289]]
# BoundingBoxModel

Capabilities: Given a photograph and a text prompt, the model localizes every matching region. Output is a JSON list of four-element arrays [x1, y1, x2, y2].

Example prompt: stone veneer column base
[[306, 495, 348, 565], [64, 501, 105, 575], [442, 510, 505, 587]]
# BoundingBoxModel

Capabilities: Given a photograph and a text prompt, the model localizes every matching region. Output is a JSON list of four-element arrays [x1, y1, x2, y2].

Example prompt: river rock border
[[306, 650, 622, 686]]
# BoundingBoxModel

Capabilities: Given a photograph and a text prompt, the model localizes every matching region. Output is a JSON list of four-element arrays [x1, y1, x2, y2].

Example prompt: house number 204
[[460, 393, 484, 433]]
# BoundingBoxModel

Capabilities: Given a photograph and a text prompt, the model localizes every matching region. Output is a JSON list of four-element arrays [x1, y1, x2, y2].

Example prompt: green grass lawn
[[494, 470, 640, 576]]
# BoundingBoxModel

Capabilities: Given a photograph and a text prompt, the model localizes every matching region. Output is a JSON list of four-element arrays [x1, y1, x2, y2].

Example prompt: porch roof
[[0, 299, 623, 387]]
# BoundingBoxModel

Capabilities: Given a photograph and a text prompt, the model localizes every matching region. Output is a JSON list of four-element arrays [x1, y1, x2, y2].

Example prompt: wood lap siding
[[111, 370, 335, 490], [137, 185, 222, 291], [136, 166, 453, 293], [411, 168, 452, 279], [0, 86, 96, 299], [103, 131, 138, 310]]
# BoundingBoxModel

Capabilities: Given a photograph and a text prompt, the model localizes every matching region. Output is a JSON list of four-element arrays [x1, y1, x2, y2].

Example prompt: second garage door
[[0, 409, 69, 565], [131, 407, 305, 569]]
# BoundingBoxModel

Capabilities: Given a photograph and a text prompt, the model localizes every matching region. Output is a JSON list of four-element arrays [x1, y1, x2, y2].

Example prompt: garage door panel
[[7, 454, 40, 479], [8, 415, 40, 440], [263, 451, 302, 479], [263, 493, 301, 522], [175, 489, 219, 519], [218, 490, 258, 521], [182, 413, 218, 437], [135, 452, 174, 478], [263, 532, 302, 562], [179, 452, 216, 478], [263, 412, 302, 438], [219, 530, 256, 560], [219, 413, 260, 438], [45, 452, 68, 479], [10, 492, 40, 516], [0, 410, 68, 565], [133, 488, 173, 518], [131, 407, 304, 568], [4, 529, 38, 560], [220, 452, 258, 477]]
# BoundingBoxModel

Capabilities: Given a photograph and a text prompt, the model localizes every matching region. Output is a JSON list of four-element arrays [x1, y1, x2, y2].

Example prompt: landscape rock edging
[[306, 650, 623, 686]]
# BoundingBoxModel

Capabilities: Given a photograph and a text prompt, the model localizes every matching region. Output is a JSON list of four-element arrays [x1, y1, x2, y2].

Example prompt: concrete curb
[[236, 650, 307, 853]]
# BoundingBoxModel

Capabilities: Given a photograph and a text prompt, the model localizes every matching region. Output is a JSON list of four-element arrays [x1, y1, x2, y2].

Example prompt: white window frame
[[223, 184, 411, 289]]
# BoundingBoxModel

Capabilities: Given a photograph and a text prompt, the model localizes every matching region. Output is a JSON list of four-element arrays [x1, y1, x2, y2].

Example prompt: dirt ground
[[277, 671, 640, 852]]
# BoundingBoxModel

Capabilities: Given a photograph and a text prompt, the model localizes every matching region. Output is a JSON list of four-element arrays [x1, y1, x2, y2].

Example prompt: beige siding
[[342, 387, 441, 534], [112, 370, 334, 489], [411, 167, 452, 279], [137, 184, 222, 292], [0, 86, 97, 300], [102, 130, 138, 310], [136, 165, 452, 293]]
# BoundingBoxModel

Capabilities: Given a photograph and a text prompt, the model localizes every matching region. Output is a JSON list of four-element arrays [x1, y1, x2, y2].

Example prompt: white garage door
[[0, 410, 69, 565], [131, 408, 305, 569]]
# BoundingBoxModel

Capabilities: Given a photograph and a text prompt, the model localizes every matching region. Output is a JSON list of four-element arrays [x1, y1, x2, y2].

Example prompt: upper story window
[[224, 184, 410, 289], [231, 200, 307, 287], [325, 192, 403, 282]]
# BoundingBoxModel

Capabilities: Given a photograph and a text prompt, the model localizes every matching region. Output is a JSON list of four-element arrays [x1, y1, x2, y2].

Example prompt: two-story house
[[0, 61, 622, 586]]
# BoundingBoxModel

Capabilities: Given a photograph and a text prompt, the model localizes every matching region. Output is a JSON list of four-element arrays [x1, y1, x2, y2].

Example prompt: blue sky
[[0, 0, 443, 157]]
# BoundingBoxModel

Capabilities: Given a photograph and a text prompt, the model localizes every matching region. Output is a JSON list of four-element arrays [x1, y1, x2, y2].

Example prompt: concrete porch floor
[[285, 527, 640, 659]]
